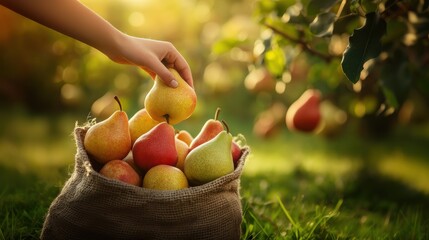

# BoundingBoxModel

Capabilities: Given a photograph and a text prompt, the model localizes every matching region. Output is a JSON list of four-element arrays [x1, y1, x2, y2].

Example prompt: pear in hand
[[189, 107, 224, 151], [184, 122, 234, 185], [129, 108, 161, 145], [285, 89, 321, 133], [145, 68, 197, 125], [132, 122, 178, 172], [84, 96, 131, 164]]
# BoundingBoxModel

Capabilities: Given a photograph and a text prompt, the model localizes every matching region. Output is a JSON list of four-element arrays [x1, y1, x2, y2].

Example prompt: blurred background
[[1, 0, 429, 237], [1, 0, 428, 182]]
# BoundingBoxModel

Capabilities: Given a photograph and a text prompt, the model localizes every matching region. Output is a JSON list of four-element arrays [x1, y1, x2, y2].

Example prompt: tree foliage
[[213, 0, 429, 136]]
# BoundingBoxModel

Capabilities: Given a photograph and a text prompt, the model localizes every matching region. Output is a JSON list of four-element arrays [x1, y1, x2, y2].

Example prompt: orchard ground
[[1, 108, 429, 239]]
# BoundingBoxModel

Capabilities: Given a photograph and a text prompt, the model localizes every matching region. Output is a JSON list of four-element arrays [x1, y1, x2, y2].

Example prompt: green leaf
[[264, 47, 286, 76], [381, 87, 399, 109], [309, 12, 336, 37], [307, 0, 339, 16], [212, 38, 245, 55], [341, 12, 386, 84]]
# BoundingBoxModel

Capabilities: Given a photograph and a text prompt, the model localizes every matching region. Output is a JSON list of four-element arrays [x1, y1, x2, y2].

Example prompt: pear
[[132, 122, 178, 172], [184, 128, 234, 186], [175, 138, 189, 171], [99, 159, 141, 186], [189, 107, 224, 151], [175, 130, 193, 146], [129, 108, 161, 145], [231, 141, 242, 167], [84, 96, 131, 164], [143, 165, 188, 190], [285, 89, 321, 133], [144, 68, 197, 125], [316, 100, 347, 137]]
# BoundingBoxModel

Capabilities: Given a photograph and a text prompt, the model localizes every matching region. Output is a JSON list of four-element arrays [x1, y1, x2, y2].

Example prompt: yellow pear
[[129, 108, 161, 145], [144, 68, 197, 125], [175, 130, 194, 146], [84, 96, 131, 165], [175, 138, 189, 171], [143, 165, 189, 190]]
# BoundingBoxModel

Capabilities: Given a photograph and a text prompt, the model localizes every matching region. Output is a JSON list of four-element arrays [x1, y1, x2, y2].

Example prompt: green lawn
[[1, 110, 429, 239]]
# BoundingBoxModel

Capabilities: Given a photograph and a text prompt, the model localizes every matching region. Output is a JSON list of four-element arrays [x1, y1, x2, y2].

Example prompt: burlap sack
[[41, 127, 249, 240]]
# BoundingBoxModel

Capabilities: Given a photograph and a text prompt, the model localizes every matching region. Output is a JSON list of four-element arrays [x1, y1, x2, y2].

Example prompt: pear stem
[[214, 107, 221, 120], [164, 114, 170, 124], [221, 120, 230, 133], [114, 96, 122, 111]]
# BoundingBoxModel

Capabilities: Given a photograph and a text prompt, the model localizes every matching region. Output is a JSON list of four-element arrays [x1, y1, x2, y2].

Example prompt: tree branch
[[263, 22, 336, 63]]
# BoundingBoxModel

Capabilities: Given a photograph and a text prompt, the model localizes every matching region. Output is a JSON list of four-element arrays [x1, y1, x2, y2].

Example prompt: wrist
[[101, 29, 129, 63]]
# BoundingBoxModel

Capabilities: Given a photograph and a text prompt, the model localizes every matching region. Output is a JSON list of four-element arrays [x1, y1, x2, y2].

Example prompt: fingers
[[151, 61, 179, 88], [117, 37, 193, 88], [161, 44, 194, 88], [172, 55, 194, 88]]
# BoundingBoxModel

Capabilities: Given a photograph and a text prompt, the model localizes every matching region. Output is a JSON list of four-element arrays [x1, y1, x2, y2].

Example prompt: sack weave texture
[[41, 127, 249, 240]]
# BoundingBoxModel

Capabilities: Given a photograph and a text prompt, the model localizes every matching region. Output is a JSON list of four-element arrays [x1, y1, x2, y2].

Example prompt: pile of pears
[[83, 69, 244, 190]]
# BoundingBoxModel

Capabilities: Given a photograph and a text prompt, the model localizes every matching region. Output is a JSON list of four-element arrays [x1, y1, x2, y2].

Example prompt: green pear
[[184, 130, 234, 186], [145, 68, 197, 125], [84, 96, 131, 164]]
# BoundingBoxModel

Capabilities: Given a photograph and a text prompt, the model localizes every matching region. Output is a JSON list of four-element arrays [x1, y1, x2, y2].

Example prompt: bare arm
[[0, 0, 193, 87]]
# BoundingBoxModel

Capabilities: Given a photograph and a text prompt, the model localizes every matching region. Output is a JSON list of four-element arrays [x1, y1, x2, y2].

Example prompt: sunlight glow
[[329, 34, 348, 56], [128, 12, 145, 27], [282, 71, 291, 83], [275, 81, 286, 94], [378, 152, 429, 194], [61, 83, 82, 103], [62, 66, 79, 83], [253, 39, 265, 57], [354, 102, 366, 117], [353, 80, 362, 93]]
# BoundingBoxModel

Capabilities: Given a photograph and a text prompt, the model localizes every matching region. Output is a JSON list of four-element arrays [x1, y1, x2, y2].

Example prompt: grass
[[0, 167, 61, 240], [1, 109, 429, 239]]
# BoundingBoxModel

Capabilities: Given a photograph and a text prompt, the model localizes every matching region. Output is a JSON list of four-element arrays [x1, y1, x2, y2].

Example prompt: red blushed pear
[[285, 89, 322, 133], [84, 96, 131, 164], [231, 141, 242, 167], [99, 160, 141, 186], [132, 121, 178, 172], [189, 107, 224, 151], [129, 108, 161, 145], [190, 108, 242, 163]]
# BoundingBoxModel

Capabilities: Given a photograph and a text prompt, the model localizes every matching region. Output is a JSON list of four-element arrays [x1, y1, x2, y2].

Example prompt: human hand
[[108, 35, 193, 88], [0, 0, 193, 88]]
